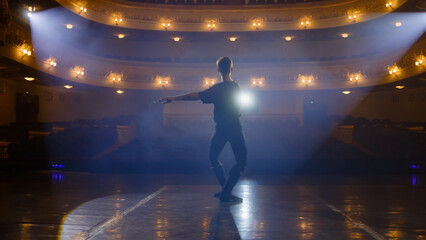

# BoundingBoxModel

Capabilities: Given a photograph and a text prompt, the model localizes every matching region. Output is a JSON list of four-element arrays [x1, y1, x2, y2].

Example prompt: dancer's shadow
[[208, 202, 241, 240]]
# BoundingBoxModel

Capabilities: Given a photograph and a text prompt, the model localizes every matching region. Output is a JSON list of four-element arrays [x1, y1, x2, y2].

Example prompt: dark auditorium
[[0, 0, 425, 239]]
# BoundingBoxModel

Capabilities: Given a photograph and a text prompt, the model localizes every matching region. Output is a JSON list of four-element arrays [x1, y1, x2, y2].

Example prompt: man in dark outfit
[[160, 57, 247, 203]]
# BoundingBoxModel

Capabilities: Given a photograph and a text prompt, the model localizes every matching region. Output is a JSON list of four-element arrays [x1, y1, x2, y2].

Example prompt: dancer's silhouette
[[160, 57, 247, 202]]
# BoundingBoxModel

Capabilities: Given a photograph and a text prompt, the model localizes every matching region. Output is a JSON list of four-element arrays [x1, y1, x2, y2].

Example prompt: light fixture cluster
[[385, 2, 393, 8], [106, 72, 124, 83], [48, 57, 57, 68], [252, 21, 262, 30], [27, 6, 35, 17], [298, 74, 315, 86], [388, 65, 399, 75], [300, 19, 310, 28], [162, 22, 171, 30], [79, 7, 87, 14], [207, 23, 216, 31], [19, 43, 32, 57], [115, 18, 123, 25], [203, 77, 217, 87], [415, 55, 424, 66], [250, 77, 265, 87], [347, 72, 363, 84], [155, 75, 171, 86], [347, 14, 357, 22], [72, 66, 85, 78]]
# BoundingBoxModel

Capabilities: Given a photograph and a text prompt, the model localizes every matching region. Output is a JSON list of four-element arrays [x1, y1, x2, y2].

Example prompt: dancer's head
[[217, 57, 233, 76]]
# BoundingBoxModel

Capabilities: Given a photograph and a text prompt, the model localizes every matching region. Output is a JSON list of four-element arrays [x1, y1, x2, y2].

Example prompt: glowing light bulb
[[395, 22, 402, 27], [389, 70, 393, 74], [116, 90, 124, 94], [158, 81, 162, 84], [118, 34, 125, 39], [229, 37, 237, 42], [395, 85, 404, 89], [173, 37, 181, 42], [342, 91, 351, 94], [24, 77, 35, 81], [285, 36, 292, 41], [342, 33, 349, 38], [66, 24, 73, 29], [237, 92, 254, 108], [64, 85, 73, 89]]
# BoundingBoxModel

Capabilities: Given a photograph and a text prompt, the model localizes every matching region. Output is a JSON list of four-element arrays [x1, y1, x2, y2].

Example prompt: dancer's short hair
[[217, 57, 233, 75]]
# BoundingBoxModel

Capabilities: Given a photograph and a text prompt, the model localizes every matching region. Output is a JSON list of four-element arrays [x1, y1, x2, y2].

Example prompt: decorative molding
[[56, 0, 407, 31]]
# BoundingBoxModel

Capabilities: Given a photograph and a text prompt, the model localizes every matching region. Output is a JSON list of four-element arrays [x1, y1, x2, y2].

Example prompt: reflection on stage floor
[[0, 172, 424, 240]]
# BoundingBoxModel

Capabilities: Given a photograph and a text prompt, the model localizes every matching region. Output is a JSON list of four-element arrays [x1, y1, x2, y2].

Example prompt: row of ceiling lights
[[47, 1, 398, 32], [63, 21, 404, 42], [23, 54, 424, 94]]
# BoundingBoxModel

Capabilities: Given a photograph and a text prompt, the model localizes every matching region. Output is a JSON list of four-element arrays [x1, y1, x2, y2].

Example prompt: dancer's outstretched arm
[[160, 92, 199, 104]]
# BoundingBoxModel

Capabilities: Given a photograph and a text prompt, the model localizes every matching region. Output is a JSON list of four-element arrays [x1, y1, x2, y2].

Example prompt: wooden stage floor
[[0, 171, 425, 239]]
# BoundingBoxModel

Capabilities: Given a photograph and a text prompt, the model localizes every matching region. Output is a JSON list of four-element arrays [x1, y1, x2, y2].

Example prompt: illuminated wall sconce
[[250, 77, 265, 87], [300, 18, 310, 29], [47, 57, 57, 68], [385, 2, 393, 9], [387, 65, 399, 75], [228, 36, 238, 42], [347, 72, 363, 85], [172, 36, 182, 42], [342, 90, 351, 95], [395, 21, 402, 27], [252, 21, 262, 30], [283, 36, 294, 41], [341, 33, 350, 38], [117, 34, 126, 39], [64, 85, 73, 89], [106, 72, 124, 84], [162, 22, 171, 30], [207, 23, 216, 31], [395, 85, 405, 89], [18, 43, 32, 58], [24, 77, 35, 82], [79, 7, 87, 14], [297, 74, 315, 87], [415, 55, 424, 66], [155, 75, 171, 87], [116, 89, 124, 94], [203, 77, 217, 87], [27, 6, 35, 17], [72, 66, 85, 78], [114, 18, 123, 25], [348, 14, 357, 22]]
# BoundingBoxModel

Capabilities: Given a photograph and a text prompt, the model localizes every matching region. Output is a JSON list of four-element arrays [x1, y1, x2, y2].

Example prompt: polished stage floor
[[0, 171, 425, 240]]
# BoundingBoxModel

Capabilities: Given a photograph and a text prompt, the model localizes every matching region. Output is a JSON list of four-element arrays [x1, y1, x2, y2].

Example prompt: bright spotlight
[[237, 92, 254, 108]]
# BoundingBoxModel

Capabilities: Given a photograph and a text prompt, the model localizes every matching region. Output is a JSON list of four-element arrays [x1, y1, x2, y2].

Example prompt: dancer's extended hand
[[159, 97, 174, 104]]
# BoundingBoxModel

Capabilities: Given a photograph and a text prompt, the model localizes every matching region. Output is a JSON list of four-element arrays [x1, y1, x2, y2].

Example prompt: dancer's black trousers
[[209, 126, 247, 195]]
